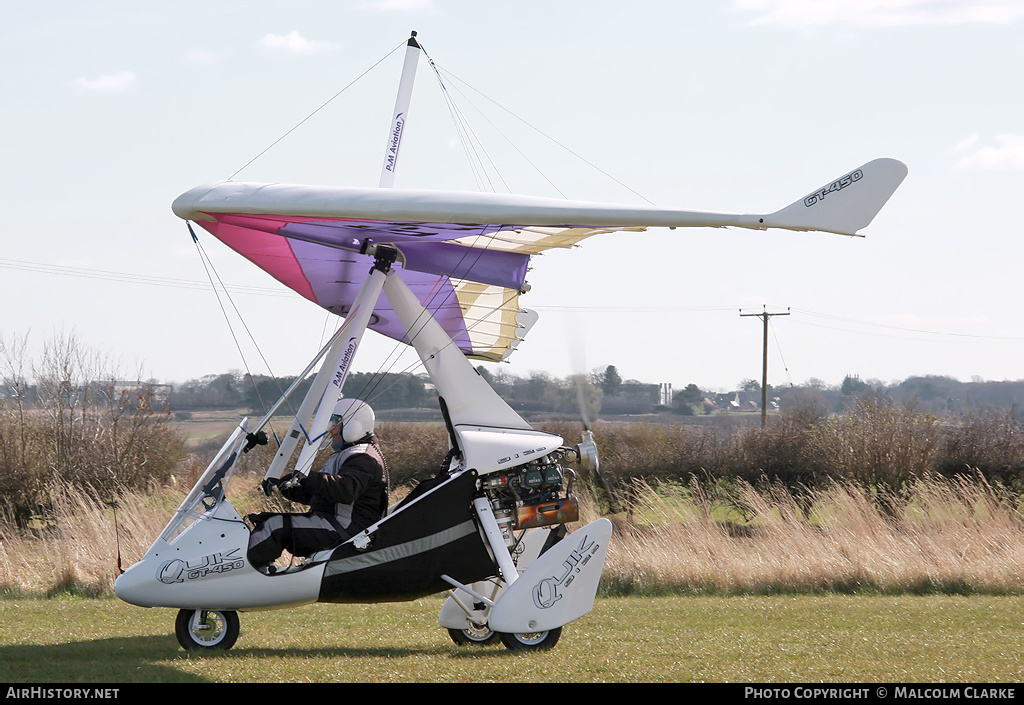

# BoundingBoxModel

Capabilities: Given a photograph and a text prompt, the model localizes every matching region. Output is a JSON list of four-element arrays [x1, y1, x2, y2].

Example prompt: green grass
[[2, 594, 1022, 683]]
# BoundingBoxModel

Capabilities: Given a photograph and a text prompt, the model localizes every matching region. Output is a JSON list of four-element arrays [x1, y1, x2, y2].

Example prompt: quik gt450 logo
[[157, 549, 244, 584], [531, 533, 602, 609], [803, 168, 863, 207]]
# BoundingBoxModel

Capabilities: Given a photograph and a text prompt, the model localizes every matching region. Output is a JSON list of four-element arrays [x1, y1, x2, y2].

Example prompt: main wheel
[[499, 626, 562, 651], [175, 609, 240, 651], [448, 624, 501, 646]]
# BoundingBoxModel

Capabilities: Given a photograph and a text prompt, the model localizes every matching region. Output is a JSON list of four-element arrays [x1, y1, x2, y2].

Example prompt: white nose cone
[[114, 561, 156, 607]]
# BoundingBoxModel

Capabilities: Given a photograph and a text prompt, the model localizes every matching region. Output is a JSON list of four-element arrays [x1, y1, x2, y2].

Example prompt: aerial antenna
[[109, 498, 124, 575]]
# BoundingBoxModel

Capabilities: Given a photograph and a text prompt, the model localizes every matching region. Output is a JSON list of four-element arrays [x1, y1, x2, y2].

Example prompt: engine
[[479, 449, 579, 547]]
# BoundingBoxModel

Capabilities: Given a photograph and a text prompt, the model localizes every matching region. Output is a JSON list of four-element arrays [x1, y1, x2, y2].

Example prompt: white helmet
[[330, 398, 375, 443]]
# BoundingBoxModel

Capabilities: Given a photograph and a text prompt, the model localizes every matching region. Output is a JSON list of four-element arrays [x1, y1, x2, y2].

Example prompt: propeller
[[573, 400, 621, 516], [569, 334, 621, 516]]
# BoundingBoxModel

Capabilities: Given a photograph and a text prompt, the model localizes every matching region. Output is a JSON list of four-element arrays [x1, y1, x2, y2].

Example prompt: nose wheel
[[175, 608, 240, 650], [447, 625, 501, 646], [498, 627, 561, 651], [447, 624, 562, 651]]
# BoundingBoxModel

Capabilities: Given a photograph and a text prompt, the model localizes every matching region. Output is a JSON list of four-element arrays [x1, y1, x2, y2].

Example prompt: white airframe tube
[[262, 257, 391, 483], [378, 31, 421, 189], [291, 260, 389, 475], [381, 272, 531, 432], [472, 497, 519, 586]]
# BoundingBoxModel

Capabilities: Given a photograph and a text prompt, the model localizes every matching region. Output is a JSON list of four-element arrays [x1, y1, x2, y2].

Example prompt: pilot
[[247, 398, 389, 573]]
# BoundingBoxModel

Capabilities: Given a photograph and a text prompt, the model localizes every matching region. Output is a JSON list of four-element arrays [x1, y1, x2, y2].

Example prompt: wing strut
[[259, 245, 399, 487]]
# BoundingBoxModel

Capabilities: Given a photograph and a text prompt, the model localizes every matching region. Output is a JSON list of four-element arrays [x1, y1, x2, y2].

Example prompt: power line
[[7, 254, 1024, 346], [791, 308, 1024, 343], [0, 257, 291, 297]]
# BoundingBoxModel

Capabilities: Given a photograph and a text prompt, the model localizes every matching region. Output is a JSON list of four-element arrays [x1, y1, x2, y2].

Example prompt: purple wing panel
[[204, 212, 530, 290], [193, 213, 508, 354], [398, 240, 528, 290]]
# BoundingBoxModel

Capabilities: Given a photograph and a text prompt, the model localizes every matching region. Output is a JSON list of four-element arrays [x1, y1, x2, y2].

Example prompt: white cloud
[[74, 70, 137, 93], [733, 0, 1024, 28], [182, 48, 230, 65], [257, 31, 337, 57], [955, 134, 1024, 170], [953, 134, 980, 153], [357, 0, 440, 12]]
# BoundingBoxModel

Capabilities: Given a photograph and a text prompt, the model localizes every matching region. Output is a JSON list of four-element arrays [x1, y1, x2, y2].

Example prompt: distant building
[[110, 381, 172, 405]]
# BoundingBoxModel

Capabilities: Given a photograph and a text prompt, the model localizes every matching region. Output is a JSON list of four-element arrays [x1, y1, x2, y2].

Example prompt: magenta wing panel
[[193, 214, 500, 354]]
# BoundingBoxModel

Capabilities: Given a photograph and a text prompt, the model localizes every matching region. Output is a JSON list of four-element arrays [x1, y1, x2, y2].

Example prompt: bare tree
[[0, 331, 186, 525]]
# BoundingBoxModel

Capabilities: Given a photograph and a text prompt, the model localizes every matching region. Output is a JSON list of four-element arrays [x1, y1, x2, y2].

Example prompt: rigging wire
[[330, 42, 547, 408], [187, 40, 418, 422], [420, 46, 510, 194], [227, 39, 407, 181], [328, 42, 680, 408], [430, 62, 567, 199], [422, 55, 493, 190], [434, 64, 657, 206], [189, 225, 290, 431]]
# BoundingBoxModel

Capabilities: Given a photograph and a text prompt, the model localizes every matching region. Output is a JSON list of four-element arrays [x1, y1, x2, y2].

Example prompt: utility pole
[[740, 306, 790, 427]]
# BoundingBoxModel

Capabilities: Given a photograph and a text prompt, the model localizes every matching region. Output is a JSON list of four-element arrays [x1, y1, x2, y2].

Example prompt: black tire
[[499, 626, 562, 651], [175, 609, 240, 651], [448, 625, 501, 646]]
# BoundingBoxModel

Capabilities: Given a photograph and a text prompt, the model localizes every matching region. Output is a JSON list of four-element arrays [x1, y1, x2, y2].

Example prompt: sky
[[3, 1, 1024, 394]]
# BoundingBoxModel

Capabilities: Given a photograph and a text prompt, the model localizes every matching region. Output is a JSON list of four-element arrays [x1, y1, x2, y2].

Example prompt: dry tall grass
[[3, 471, 1022, 599], [599, 473, 1024, 596], [1, 482, 157, 597]]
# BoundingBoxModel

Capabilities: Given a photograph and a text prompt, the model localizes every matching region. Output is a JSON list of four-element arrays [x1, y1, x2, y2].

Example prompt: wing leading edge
[[173, 158, 906, 360]]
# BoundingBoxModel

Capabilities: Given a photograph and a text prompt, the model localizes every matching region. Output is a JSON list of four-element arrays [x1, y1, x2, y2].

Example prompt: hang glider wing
[[172, 158, 906, 360]]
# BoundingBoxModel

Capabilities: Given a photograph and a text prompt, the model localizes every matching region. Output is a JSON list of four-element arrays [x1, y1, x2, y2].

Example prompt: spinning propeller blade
[[569, 337, 621, 516]]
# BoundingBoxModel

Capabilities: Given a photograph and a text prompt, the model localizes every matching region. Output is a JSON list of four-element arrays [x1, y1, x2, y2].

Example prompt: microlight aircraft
[[114, 32, 908, 651]]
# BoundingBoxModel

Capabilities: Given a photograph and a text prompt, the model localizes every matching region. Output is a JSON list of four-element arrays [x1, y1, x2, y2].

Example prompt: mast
[[264, 32, 421, 482], [378, 31, 421, 188], [259, 33, 420, 483]]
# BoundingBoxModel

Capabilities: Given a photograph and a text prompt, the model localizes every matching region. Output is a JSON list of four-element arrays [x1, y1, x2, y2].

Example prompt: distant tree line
[[6, 331, 1024, 526], [166, 370, 439, 414], [161, 365, 1024, 422], [771, 374, 1024, 420]]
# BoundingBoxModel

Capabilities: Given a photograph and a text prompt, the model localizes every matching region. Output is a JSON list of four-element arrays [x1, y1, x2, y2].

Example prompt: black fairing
[[317, 470, 497, 603]]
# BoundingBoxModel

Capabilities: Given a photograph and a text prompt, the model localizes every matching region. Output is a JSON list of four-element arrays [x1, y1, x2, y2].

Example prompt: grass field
[[4, 411, 1024, 685], [2, 594, 1022, 683]]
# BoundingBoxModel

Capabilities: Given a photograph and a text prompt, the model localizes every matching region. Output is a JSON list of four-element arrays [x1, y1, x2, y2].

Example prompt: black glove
[[279, 471, 306, 490], [243, 431, 268, 453], [259, 477, 281, 496]]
